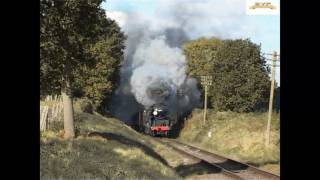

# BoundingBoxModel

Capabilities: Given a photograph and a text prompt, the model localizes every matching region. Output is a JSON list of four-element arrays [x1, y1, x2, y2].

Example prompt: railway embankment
[[177, 109, 280, 175]]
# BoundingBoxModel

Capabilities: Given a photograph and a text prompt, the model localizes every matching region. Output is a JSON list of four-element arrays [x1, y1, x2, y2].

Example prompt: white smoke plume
[[130, 36, 187, 107], [107, 8, 202, 122]]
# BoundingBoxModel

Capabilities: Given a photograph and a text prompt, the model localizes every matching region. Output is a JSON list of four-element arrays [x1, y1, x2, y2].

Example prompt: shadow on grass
[[88, 132, 169, 167], [175, 160, 222, 177], [175, 159, 255, 177], [214, 159, 249, 172], [247, 160, 280, 167]]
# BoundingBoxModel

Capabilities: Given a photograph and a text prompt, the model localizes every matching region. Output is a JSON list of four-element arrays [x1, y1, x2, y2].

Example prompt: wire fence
[[40, 95, 63, 131]]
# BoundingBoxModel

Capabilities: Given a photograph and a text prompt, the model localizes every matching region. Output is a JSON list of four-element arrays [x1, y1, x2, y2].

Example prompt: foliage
[[183, 37, 270, 112], [74, 29, 125, 111], [40, 0, 125, 111], [80, 99, 93, 114], [183, 37, 222, 77]]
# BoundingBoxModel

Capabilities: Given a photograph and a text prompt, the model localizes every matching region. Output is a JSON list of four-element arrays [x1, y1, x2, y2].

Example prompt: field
[[178, 109, 280, 175]]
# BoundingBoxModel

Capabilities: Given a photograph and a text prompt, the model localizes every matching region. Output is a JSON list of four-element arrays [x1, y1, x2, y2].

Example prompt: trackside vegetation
[[178, 109, 280, 175]]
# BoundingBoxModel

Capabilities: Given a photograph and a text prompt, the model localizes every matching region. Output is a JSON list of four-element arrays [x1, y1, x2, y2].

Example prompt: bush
[[80, 99, 93, 114]]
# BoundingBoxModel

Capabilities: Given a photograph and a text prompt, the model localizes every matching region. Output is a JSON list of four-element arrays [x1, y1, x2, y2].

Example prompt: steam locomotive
[[130, 89, 193, 137], [136, 103, 179, 137]]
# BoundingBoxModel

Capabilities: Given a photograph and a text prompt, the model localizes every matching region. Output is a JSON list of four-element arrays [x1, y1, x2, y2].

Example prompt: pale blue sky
[[101, 0, 280, 84]]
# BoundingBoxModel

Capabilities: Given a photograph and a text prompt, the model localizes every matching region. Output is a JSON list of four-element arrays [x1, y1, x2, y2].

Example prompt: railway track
[[158, 138, 280, 180]]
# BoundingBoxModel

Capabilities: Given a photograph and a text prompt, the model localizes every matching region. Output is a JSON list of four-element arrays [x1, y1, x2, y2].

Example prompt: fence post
[[40, 106, 43, 131], [46, 107, 49, 130], [59, 99, 63, 121], [41, 95, 64, 131], [40, 106, 49, 131], [40, 106, 44, 131]]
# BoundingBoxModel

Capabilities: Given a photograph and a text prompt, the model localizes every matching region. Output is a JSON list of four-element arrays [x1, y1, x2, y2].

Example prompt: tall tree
[[73, 20, 125, 112], [40, 0, 125, 138], [184, 37, 222, 77], [183, 37, 222, 106], [212, 39, 270, 112], [184, 38, 270, 112]]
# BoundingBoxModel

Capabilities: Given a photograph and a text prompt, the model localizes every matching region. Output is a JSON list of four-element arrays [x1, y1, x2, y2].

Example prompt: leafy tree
[[183, 37, 222, 106], [212, 39, 270, 112], [40, 0, 125, 138], [184, 37, 222, 77], [73, 16, 125, 112], [183, 38, 270, 112]]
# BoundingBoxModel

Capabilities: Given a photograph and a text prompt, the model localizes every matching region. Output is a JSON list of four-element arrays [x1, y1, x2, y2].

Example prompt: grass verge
[[178, 109, 280, 175], [40, 111, 181, 180]]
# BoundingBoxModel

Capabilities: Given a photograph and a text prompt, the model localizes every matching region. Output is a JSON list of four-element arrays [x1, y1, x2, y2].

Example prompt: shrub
[[80, 99, 93, 114]]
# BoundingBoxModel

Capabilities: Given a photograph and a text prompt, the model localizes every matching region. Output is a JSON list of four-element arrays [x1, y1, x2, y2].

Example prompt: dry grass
[[40, 109, 181, 180], [40, 107, 240, 179], [178, 109, 280, 175], [41, 98, 280, 179]]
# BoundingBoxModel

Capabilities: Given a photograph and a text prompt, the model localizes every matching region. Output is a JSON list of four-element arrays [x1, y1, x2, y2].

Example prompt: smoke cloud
[[130, 36, 187, 107], [107, 6, 203, 123]]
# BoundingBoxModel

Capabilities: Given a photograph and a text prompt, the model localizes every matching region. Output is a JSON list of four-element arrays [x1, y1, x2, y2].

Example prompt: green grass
[[41, 111, 184, 180], [40, 99, 280, 178], [178, 109, 280, 175], [41, 96, 233, 179]]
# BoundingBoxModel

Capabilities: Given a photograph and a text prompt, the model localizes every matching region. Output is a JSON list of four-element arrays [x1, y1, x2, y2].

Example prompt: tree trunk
[[62, 90, 75, 139], [62, 61, 75, 139]]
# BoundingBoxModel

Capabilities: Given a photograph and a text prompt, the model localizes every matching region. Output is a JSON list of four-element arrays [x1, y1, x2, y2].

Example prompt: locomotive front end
[[150, 108, 170, 136]]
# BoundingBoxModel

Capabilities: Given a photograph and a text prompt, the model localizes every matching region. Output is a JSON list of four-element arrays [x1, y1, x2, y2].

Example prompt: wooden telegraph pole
[[200, 76, 212, 125], [265, 51, 278, 146]]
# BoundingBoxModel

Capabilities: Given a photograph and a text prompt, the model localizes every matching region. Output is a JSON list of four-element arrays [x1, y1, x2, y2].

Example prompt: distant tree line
[[183, 37, 275, 112]]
